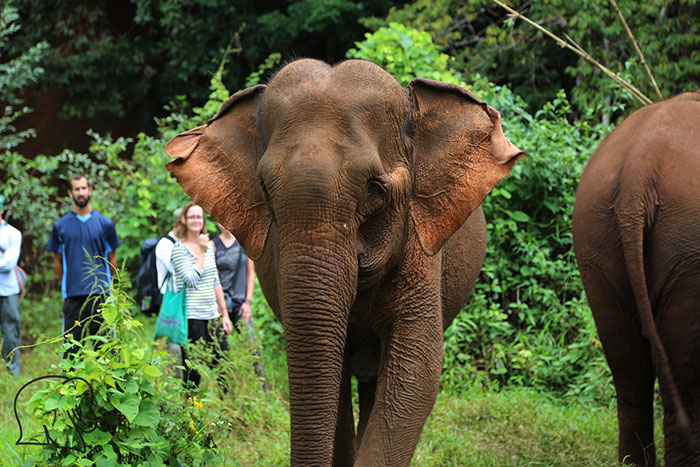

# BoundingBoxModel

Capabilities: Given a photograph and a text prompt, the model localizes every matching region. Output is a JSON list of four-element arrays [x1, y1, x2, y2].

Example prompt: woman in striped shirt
[[171, 201, 233, 387]]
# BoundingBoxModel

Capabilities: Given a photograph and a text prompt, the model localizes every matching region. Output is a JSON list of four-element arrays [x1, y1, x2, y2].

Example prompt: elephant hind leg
[[656, 279, 700, 466], [609, 328, 656, 467], [334, 362, 357, 467], [585, 275, 656, 466], [357, 377, 377, 444]]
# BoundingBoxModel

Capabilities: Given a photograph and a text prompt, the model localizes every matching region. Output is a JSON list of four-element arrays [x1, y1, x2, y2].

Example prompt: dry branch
[[608, 0, 663, 100]]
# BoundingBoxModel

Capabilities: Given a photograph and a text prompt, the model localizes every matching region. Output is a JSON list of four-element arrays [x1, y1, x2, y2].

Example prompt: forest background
[[1, 0, 699, 465]]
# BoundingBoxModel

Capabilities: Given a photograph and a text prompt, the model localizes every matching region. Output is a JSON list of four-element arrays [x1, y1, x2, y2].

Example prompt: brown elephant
[[165, 59, 524, 466], [573, 91, 700, 466]]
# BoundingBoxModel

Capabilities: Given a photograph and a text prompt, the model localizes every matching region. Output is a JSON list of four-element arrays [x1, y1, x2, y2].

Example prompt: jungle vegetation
[[1, 0, 698, 464]]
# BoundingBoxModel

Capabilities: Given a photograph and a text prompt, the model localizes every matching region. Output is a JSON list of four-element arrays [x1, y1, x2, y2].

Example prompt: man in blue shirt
[[0, 195, 22, 375], [47, 175, 120, 356]]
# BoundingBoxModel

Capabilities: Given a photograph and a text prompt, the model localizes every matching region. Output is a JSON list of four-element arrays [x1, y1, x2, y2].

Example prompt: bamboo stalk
[[609, 0, 663, 100], [490, 0, 653, 105]]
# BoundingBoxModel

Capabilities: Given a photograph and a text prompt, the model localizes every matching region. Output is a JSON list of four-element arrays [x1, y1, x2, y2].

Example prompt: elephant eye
[[361, 179, 387, 220], [260, 179, 269, 197], [366, 179, 385, 199]]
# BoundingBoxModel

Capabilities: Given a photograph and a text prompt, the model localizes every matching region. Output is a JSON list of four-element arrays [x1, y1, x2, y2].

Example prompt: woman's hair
[[175, 200, 208, 238]]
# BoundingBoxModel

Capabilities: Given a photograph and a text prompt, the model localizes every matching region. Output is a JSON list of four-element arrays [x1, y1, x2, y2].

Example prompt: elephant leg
[[588, 277, 656, 466], [655, 279, 700, 466], [333, 361, 357, 467], [357, 377, 377, 444], [354, 314, 443, 467]]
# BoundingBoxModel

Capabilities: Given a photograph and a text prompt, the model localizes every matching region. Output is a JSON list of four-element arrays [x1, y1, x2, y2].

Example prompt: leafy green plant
[[347, 21, 460, 85], [21, 270, 223, 466]]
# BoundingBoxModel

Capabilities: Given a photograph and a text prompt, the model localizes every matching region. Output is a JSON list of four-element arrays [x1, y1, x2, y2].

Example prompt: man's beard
[[73, 195, 90, 208]]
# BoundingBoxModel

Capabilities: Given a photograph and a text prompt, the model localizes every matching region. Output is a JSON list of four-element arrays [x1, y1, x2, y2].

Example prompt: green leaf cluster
[[443, 87, 614, 399], [347, 22, 460, 85]]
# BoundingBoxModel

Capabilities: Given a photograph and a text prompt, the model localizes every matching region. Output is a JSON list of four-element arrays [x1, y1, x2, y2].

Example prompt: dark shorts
[[226, 296, 244, 325], [62, 294, 106, 357], [182, 317, 230, 387]]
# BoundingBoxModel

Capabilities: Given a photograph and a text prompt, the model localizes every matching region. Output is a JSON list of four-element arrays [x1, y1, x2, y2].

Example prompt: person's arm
[[171, 243, 202, 288], [53, 253, 63, 280], [0, 230, 20, 272], [107, 250, 117, 277], [215, 285, 233, 334], [195, 234, 209, 270], [239, 258, 255, 322], [105, 219, 120, 276]]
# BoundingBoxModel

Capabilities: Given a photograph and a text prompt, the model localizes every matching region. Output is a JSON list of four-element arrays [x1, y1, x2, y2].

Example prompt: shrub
[[20, 269, 225, 466]]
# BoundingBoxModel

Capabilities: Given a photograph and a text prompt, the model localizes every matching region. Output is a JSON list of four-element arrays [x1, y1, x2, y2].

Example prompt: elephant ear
[[165, 84, 270, 260], [408, 78, 525, 256]]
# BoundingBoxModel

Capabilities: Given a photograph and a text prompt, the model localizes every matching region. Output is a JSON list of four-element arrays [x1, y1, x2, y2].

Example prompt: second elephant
[[573, 91, 700, 466]]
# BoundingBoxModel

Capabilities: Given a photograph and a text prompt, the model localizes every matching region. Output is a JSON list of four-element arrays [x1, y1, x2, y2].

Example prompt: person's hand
[[198, 233, 210, 253], [240, 302, 253, 323], [222, 312, 233, 335]]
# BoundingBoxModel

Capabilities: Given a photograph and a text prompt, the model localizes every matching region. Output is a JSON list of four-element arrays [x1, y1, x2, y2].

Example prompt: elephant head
[[165, 59, 523, 465]]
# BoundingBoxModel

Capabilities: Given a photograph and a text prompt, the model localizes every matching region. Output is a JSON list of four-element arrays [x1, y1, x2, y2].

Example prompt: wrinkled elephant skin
[[573, 91, 700, 466], [165, 59, 524, 466]]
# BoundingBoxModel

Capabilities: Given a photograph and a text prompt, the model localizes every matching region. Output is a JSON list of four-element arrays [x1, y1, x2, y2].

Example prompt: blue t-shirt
[[47, 210, 120, 299]]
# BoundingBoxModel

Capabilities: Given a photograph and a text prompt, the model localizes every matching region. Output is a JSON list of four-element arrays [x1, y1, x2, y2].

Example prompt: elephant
[[572, 91, 700, 466], [165, 58, 524, 466]]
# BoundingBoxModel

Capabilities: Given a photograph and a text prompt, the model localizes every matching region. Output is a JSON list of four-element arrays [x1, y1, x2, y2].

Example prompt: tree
[[367, 0, 700, 120], [7, 0, 410, 155], [0, 3, 47, 150]]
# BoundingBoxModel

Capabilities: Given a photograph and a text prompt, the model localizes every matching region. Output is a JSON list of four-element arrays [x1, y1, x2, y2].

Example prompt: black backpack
[[136, 235, 175, 315]]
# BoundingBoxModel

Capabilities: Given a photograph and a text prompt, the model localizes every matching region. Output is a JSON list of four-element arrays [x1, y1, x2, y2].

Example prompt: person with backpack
[[136, 208, 183, 378], [136, 208, 181, 316], [154, 208, 181, 378], [155, 208, 181, 297]]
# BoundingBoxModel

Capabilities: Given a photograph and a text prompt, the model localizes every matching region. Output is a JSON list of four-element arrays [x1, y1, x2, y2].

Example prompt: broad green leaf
[[143, 365, 162, 378], [133, 399, 160, 429], [101, 306, 118, 325], [110, 393, 140, 422]]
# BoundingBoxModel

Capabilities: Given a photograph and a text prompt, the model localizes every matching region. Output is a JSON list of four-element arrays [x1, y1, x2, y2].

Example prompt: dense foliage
[[24, 277, 219, 466], [14, 272, 285, 465], [6, 0, 409, 122]]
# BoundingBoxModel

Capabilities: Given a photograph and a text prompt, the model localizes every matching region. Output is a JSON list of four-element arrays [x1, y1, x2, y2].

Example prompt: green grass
[[0, 293, 665, 466], [416, 388, 619, 466]]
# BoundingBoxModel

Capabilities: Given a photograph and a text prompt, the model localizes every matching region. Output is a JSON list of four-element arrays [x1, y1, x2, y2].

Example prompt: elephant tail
[[616, 183, 697, 450]]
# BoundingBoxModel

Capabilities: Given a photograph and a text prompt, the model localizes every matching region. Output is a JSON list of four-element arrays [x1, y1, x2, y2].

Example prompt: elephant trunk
[[278, 231, 357, 466]]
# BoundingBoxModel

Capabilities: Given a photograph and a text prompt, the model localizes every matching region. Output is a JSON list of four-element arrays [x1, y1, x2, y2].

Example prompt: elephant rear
[[573, 91, 700, 466]]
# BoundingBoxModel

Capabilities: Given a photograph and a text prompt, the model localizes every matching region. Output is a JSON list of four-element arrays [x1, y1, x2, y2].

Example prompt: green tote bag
[[154, 276, 188, 346]]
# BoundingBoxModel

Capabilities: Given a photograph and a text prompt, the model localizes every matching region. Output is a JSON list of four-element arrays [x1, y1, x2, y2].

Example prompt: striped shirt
[[171, 241, 221, 320]]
